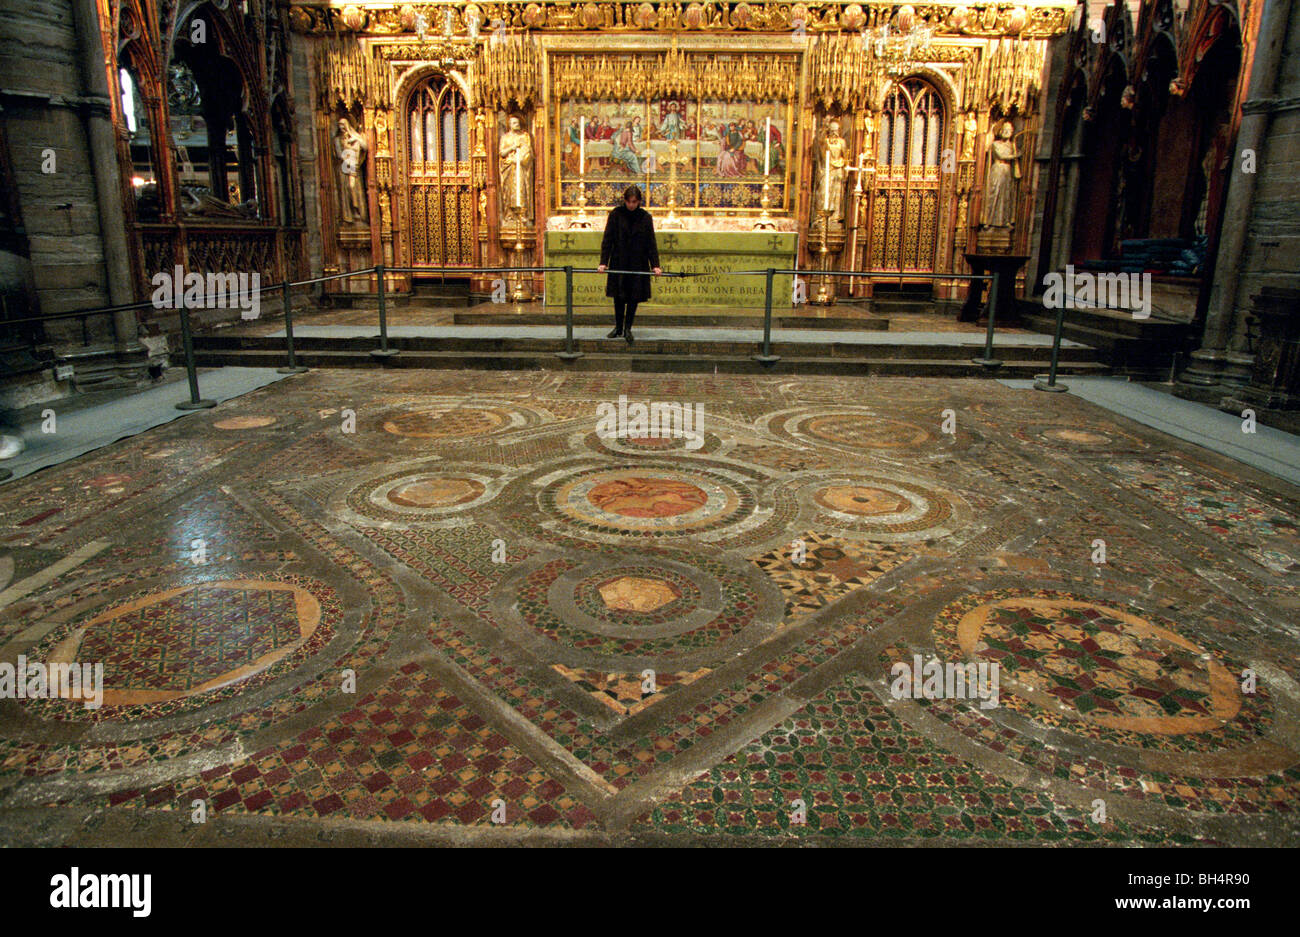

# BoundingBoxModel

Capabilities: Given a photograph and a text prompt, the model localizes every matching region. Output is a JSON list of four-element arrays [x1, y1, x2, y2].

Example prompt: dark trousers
[[613, 299, 638, 332]]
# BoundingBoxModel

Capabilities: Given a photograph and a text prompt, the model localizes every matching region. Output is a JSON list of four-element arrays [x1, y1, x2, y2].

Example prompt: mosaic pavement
[[1, 370, 1297, 846]]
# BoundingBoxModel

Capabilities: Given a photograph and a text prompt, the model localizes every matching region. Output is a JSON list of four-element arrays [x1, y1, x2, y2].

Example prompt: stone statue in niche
[[499, 115, 533, 226], [813, 119, 850, 230], [333, 117, 368, 225], [980, 120, 1021, 229]]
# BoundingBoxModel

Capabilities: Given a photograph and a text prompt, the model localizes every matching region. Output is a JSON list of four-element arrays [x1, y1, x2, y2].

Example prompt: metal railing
[[3, 259, 1078, 410]]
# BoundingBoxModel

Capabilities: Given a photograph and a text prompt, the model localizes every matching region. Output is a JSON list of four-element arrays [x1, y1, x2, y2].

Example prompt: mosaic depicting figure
[[609, 116, 645, 174], [555, 99, 788, 208], [658, 100, 686, 141]]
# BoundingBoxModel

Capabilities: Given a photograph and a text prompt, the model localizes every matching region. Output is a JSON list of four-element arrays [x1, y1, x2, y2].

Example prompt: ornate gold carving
[[289, 2, 1073, 38], [977, 36, 1048, 114], [317, 38, 390, 111], [552, 48, 796, 102], [476, 31, 541, 107]]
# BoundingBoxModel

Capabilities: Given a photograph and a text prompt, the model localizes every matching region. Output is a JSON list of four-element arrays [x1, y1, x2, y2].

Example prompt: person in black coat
[[597, 184, 662, 345]]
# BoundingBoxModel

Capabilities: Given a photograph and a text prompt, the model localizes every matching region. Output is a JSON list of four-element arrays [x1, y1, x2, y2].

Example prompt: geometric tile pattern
[[641, 681, 1199, 843], [75, 584, 305, 693], [110, 663, 595, 828], [2, 369, 1297, 847], [1098, 458, 1300, 575]]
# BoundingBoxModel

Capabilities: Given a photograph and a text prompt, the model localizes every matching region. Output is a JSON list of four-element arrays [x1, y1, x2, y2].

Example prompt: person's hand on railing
[[653, 267, 662, 276], [597, 264, 607, 272]]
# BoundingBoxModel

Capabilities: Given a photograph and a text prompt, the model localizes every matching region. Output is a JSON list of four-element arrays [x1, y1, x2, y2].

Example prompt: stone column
[[1179, 0, 1294, 395], [70, 0, 143, 366]]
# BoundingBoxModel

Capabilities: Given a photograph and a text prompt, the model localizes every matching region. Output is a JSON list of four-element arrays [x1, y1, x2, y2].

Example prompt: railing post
[[370, 264, 399, 359], [278, 280, 309, 374], [175, 304, 216, 410], [972, 270, 1003, 369], [1034, 301, 1070, 393], [556, 265, 582, 361], [752, 267, 780, 365]]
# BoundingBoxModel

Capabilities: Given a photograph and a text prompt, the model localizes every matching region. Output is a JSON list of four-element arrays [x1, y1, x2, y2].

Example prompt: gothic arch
[[396, 68, 476, 269]]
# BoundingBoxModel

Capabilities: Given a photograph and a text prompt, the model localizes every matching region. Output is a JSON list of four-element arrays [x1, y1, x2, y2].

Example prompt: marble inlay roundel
[[794, 472, 964, 539], [381, 406, 506, 438], [39, 579, 324, 708], [214, 415, 276, 430], [344, 467, 500, 522], [804, 414, 934, 449], [814, 485, 910, 517], [386, 477, 485, 508], [598, 576, 683, 613], [540, 465, 755, 539], [586, 476, 709, 518], [929, 592, 1268, 751], [1043, 428, 1112, 446]]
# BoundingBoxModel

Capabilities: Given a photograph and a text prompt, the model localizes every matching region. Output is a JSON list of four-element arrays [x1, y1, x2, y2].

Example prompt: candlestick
[[823, 149, 830, 211], [763, 117, 771, 176], [753, 178, 776, 230]]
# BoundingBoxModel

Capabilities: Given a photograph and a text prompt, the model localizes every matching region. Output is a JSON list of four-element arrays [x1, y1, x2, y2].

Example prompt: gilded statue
[[813, 118, 850, 228], [499, 115, 534, 224], [333, 117, 368, 225], [961, 111, 978, 161], [980, 121, 1020, 229]]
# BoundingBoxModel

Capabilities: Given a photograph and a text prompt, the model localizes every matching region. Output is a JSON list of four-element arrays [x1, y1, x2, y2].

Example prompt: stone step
[[193, 346, 1110, 378], [193, 332, 1099, 362], [1019, 300, 1193, 340], [1020, 309, 1191, 378], [452, 310, 890, 330]]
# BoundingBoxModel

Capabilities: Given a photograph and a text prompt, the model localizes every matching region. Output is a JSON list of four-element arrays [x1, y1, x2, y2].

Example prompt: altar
[[542, 230, 797, 308]]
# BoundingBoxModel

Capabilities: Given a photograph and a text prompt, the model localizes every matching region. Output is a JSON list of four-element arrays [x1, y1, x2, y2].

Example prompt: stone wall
[[0, 0, 114, 350], [1229, 5, 1300, 351]]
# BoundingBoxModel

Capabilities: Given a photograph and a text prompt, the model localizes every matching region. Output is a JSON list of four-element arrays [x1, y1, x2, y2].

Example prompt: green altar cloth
[[542, 230, 796, 308]]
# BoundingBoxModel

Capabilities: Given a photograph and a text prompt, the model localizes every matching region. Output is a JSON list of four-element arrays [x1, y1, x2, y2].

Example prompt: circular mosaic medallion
[[789, 472, 967, 540], [928, 590, 1271, 752], [805, 414, 934, 449], [214, 415, 276, 430], [540, 465, 755, 540], [815, 485, 911, 516], [386, 477, 486, 508], [499, 552, 782, 665], [345, 467, 500, 522], [576, 566, 701, 625], [886, 586, 1300, 816], [370, 402, 537, 443], [1017, 424, 1149, 452], [583, 429, 722, 457], [382, 406, 505, 438], [22, 575, 338, 719], [765, 406, 972, 459], [1044, 428, 1111, 446]]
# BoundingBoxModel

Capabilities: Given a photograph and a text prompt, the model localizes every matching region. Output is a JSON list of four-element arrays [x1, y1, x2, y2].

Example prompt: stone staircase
[[1018, 299, 1194, 379], [192, 317, 1110, 378]]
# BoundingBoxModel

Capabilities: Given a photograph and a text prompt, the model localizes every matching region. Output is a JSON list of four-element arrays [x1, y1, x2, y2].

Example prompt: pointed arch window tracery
[[872, 77, 945, 275], [404, 73, 473, 266]]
